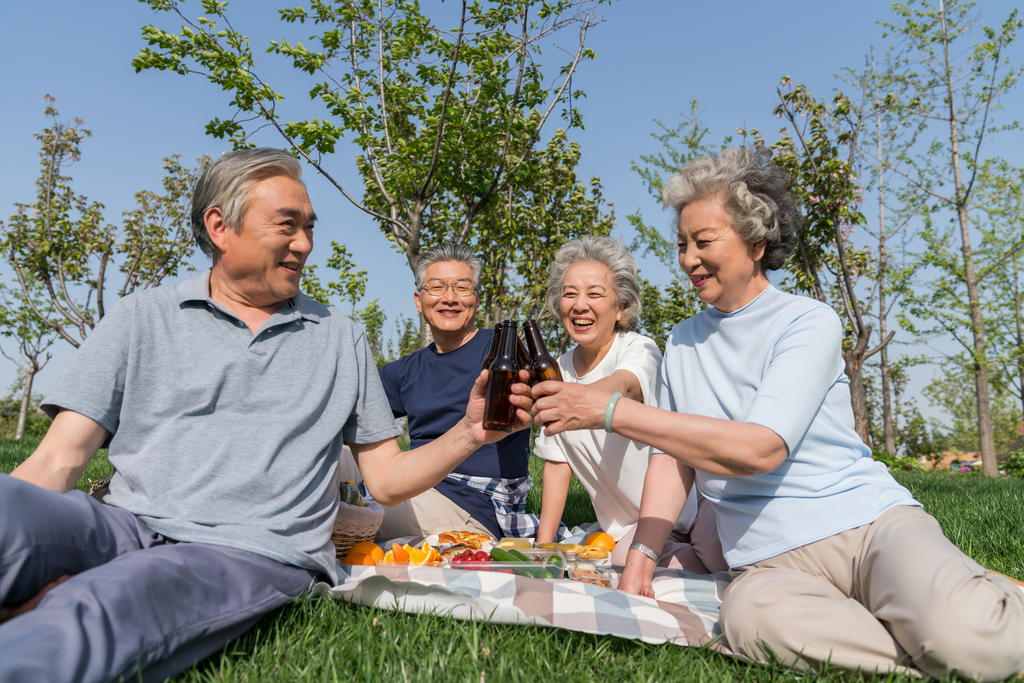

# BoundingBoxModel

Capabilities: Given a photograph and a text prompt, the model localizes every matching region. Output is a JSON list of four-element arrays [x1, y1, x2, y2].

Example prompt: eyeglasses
[[420, 280, 479, 298]]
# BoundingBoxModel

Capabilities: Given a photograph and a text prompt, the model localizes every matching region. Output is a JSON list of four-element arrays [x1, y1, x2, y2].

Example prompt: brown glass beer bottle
[[523, 320, 563, 382], [515, 334, 535, 383], [516, 335, 531, 370], [481, 322, 503, 371], [482, 320, 520, 432]]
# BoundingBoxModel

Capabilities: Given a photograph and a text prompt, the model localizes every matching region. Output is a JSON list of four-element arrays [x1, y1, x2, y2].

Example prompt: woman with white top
[[531, 148, 1024, 680], [533, 236, 726, 573]]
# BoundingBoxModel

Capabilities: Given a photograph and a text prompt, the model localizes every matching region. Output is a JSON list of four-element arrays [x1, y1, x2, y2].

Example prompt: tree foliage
[[134, 0, 610, 344], [1, 98, 208, 349], [880, 0, 1023, 476]]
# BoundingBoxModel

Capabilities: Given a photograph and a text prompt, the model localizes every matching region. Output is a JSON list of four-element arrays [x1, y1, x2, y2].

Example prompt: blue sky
[[1, 0, 1022, 421]]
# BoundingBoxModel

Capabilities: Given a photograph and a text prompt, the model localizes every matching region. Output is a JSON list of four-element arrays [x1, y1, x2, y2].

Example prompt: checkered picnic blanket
[[312, 565, 733, 652]]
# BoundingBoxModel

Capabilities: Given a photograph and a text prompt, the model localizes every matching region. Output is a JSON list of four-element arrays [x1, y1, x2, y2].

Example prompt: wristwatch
[[629, 541, 660, 564]]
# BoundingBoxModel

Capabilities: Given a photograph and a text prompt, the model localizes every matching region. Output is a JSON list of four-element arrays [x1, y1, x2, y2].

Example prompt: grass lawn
[[3, 438, 1022, 682]]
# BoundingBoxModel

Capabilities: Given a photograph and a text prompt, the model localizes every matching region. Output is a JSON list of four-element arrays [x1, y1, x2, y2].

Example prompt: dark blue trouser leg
[[0, 475, 315, 682]]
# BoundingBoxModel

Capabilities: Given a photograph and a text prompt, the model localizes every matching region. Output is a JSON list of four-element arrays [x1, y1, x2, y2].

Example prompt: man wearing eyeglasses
[[372, 242, 546, 541]]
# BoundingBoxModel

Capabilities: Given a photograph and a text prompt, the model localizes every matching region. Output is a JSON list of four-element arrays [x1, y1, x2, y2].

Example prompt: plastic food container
[[447, 547, 566, 578], [566, 563, 616, 588]]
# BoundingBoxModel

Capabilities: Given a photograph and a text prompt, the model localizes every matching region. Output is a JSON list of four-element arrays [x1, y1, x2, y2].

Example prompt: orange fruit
[[349, 541, 384, 564], [407, 544, 442, 565], [342, 552, 377, 566], [391, 542, 411, 562], [381, 550, 396, 565], [585, 531, 616, 552]]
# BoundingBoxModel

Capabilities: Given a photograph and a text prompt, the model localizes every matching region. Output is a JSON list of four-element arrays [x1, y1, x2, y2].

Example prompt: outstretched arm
[[11, 410, 109, 492], [352, 369, 533, 506], [619, 454, 693, 597], [531, 381, 788, 477], [536, 461, 572, 544]]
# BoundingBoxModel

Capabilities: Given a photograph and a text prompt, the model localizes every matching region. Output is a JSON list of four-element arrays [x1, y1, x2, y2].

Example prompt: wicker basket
[[331, 499, 385, 559]]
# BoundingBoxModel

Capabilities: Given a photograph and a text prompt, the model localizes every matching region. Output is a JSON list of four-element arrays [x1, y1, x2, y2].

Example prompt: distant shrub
[[1003, 451, 1024, 478], [871, 448, 925, 472]]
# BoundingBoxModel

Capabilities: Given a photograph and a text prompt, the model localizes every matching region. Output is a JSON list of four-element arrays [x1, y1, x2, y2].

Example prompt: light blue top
[[43, 271, 401, 583], [659, 285, 919, 568]]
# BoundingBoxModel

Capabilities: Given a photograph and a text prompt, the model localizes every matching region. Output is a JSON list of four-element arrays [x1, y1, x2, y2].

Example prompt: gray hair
[[414, 242, 482, 289], [662, 147, 800, 271], [190, 148, 304, 256], [545, 236, 642, 332]]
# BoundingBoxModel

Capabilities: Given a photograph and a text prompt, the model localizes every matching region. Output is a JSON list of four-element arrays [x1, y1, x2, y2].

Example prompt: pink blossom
[[809, 196, 820, 204]]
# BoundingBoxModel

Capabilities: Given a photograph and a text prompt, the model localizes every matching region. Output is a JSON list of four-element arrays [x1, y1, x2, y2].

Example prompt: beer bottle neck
[[523, 321, 548, 358], [499, 321, 519, 362]]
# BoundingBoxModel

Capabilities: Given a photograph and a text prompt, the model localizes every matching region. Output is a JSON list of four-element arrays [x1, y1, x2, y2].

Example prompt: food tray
[[566, 563, 617, 588], [445, 547, 567, 578]]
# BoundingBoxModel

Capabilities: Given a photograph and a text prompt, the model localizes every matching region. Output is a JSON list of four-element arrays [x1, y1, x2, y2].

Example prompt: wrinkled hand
[[465, 369, 534, 444], [531, 381, 611, 436], [618, 562, 655, 599], [0, 574, 72, 623]]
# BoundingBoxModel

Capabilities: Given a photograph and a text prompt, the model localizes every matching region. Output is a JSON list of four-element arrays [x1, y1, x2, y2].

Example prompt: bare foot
[[0, 574, 72, 623]]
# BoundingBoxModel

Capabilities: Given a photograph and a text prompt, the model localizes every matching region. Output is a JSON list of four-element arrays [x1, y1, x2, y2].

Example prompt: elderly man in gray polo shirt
[[0, 148, 533, 682]]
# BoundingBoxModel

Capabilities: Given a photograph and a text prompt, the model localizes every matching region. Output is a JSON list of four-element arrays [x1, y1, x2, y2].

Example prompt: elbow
[[374, 492, 403, 508], [361, 481, 401, 508], [743, 446, 789, 476]]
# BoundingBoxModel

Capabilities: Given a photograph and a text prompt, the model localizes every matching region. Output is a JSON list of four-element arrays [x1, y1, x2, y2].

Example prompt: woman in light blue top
[[531, 147, 1024, 680]]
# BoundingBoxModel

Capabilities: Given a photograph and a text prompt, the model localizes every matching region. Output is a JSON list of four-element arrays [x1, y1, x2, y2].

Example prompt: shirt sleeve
[[532, 428, 568, 463], [377, 357, 407, 418], [41, 296, 134, 436], [613, 333, 663, 407], [743, 305, 846, 452], [343, 328, 404, 444], [657, 337, 677, 415]]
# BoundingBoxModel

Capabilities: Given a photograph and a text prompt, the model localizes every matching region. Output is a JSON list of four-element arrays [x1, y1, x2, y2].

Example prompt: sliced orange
[[342, 552, 377, 566], [407, 544, 442, 565], [349, 541, 384, 564], [585, 531, 616, 552], [381, 550, 396, 565], [391, 542, 410, 563]]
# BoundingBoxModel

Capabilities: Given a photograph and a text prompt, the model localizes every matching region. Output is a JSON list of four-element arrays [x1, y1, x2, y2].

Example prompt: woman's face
[[678, 194, 767, 313], [559, 260, 622, 349]]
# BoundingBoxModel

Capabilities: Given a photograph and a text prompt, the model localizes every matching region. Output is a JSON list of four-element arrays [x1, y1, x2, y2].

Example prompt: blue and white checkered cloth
[[443, 473, 568, 540]]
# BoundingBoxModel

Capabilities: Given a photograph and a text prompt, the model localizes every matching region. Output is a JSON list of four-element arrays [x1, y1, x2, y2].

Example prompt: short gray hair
[[545, 236, 641, 332], [190, 148, 303, 256], [414, 242, 482, 289], [662, 147, 800, 271]]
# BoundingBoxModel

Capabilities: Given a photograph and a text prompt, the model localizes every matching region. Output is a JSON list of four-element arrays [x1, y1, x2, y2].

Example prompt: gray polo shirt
[[42, 271, 400, 582]]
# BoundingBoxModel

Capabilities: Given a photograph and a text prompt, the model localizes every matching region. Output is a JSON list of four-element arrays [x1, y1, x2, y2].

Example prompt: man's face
[[413, 261, 479, 336], [215, 175, 315, 307]]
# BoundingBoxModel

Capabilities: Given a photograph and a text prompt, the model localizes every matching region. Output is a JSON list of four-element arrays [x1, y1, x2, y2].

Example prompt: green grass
[[3, 438, 1022, 682], [0, 436, 112, 493]]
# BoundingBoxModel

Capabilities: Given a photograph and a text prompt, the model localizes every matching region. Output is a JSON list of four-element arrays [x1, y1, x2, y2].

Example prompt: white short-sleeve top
[[534, 331, 698, 540]]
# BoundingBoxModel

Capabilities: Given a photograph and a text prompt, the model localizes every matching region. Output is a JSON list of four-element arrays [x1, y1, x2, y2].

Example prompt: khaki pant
[[375, 488, 492, 542], [340, 446, 492, 543], [611, 492, 728, 573], [721, 505, 1024, 680]]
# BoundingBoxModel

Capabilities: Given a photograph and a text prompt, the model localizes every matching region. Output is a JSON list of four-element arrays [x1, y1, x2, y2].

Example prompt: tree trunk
[[15, 365, 36, 440], [876, 110, 897, 455], [933, 1, 997, 476], [1013, 262, 1024, 420], [844, 348, 871, 447]]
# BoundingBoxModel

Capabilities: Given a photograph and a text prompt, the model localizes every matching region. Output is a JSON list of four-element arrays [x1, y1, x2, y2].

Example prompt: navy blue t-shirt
[[378, 328, 531, 537]]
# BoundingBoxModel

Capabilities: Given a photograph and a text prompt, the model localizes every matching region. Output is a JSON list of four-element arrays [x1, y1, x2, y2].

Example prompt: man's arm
[[351, 369, 533, 506], [11, 410, 109, 492]]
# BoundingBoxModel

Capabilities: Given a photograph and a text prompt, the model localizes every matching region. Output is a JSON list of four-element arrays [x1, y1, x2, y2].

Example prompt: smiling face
[[413, 260, 480, 338], [559, 260, 622, 351], [677, 193, 769, 313], [210, 174, 315, 310]]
